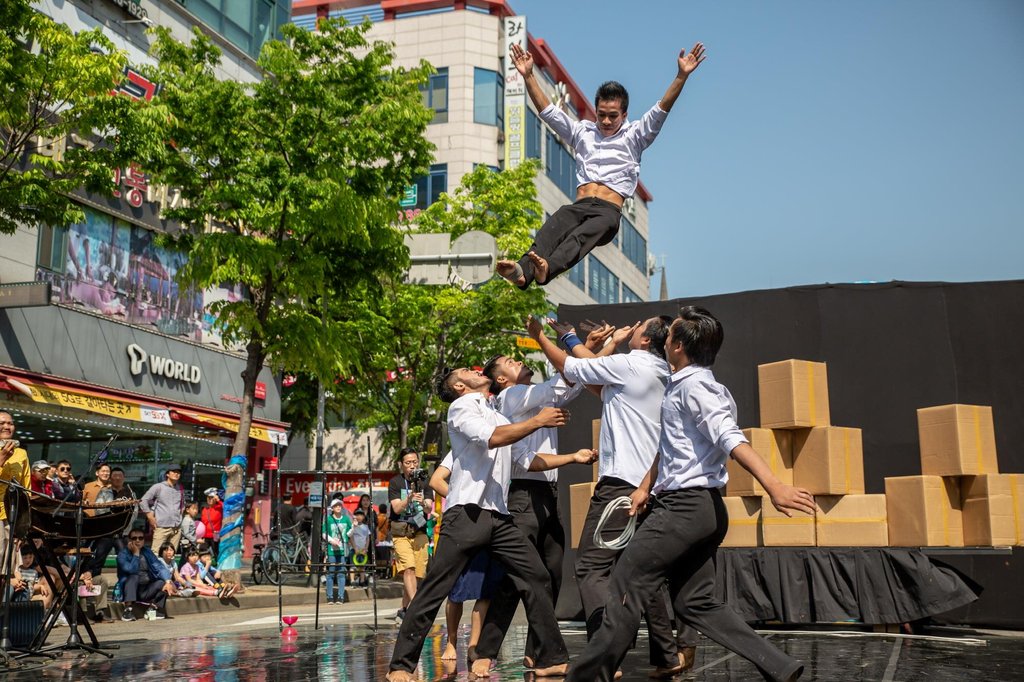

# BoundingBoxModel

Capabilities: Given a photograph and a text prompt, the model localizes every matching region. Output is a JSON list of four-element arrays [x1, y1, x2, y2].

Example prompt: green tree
[[301, 161, 550, 458], [0, 0, 155, 234], [133, 20, 434, 567]]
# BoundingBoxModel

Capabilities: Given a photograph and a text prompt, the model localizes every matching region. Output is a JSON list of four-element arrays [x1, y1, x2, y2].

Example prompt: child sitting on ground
[[197, 547, 236, 598], [155, 543, 193, 597], [178, 548, 220, 597]]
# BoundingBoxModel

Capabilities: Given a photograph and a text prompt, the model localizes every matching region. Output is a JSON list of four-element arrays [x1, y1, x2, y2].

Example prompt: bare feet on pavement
[[441, 641, 457, 661], [533, 662, 569, 677], [497, 259, 526, 287], [470, 657, 492, 677], [527, 251, 549, 285], [386, 671, 416, 682]]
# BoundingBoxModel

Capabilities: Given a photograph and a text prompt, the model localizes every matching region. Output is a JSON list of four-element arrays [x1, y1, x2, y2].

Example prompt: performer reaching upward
[[497, 41, 706, 289]]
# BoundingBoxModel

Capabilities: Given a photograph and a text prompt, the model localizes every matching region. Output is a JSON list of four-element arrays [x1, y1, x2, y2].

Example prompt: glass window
[[474, 68, 503, 126], [414, 164, 448, 209], [567, 256, 586, 291], [545, 130, 576, 199], [182, 0, 287, 59], [588, 257, 619, 304], [620, 216, 648, 273], [622, 284, 643, 303], [36, 224, 67, 272], [421, 68, 449, 124], [526, 108, 541, 159]]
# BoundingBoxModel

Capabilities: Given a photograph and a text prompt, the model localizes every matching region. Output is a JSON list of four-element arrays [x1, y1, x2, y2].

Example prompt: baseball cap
[[330, 498, 344, 509], [204, 487, 220, 498], [166, 463, 183, 472], [31, 459, 50, 471]]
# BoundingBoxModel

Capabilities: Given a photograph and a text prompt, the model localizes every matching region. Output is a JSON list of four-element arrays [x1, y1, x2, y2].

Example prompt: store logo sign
[[127, 343, 202, 384]]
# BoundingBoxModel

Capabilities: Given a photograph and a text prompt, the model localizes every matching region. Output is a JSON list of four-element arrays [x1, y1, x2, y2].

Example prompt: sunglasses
[[58, 466, 71, 471], [129, 536, 145, 541]]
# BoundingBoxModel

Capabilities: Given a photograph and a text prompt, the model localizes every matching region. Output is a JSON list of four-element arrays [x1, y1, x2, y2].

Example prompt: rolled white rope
[[593, 496, 637, 550]]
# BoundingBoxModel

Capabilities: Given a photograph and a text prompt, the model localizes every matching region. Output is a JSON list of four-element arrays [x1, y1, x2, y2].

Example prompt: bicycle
[[250, 530, 270, 585], [261, 527, 311, 586]]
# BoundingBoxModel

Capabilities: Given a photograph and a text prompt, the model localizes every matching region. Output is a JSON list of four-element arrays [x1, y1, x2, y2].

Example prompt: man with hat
[[30, 459, 54, 496], [139, 464, 185, 552], [323, 497, 352, 604]]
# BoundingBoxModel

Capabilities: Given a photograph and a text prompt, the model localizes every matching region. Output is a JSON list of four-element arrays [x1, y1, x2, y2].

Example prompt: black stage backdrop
[[551, 279, 1024, 627]]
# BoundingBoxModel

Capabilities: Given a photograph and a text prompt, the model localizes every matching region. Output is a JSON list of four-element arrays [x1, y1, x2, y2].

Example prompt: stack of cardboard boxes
[[568, 419, 602, 548], [723, 359, 885, 548], [886, 404, 1022, 547]]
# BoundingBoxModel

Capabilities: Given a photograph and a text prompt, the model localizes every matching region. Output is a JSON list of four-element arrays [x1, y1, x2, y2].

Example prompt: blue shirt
[[539, 101, 669, 198], [654, 365, 748, 493]]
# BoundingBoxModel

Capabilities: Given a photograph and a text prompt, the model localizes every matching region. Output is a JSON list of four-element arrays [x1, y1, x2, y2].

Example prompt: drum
[[4, 485, 135, 541]]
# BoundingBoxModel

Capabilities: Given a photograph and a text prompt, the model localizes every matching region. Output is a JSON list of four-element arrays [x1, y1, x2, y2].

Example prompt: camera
[[408, 468, 429, 486]]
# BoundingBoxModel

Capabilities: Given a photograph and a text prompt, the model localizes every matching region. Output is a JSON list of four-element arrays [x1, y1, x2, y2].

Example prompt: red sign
[[278, 473, 391, 500], [255, 382, 267, 400], [263, 457, 279, 470]]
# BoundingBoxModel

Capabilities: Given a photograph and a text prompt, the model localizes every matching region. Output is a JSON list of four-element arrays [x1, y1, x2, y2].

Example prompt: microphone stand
[[51, 434, 118, 657]]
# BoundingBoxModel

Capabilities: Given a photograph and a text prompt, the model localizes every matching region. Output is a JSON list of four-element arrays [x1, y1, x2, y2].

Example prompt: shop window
[[620, 216, 648, 273], [421, 67, 449, 124], [474, 68, 504, 127], [588, 256, 619, 304], [526, 107, 541, 159], [545, 130, 576, 199], [414, 164, 447, 209], [568, 256, 586, 291]]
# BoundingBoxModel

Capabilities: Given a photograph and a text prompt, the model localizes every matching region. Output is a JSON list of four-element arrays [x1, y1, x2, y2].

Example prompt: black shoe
[[395, 607, 406, 622], [121, 609, 136, 622]]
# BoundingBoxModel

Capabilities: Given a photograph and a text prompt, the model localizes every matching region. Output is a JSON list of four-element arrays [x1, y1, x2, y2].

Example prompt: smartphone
[[0, 439, 19, 450]]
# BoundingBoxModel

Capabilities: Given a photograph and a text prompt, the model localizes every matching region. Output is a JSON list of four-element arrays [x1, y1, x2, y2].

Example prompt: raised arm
[[489, 406, 568, 447], [510, 43, 552, 112], [659, 42, 706, 112], [528, 448, 597, 472]]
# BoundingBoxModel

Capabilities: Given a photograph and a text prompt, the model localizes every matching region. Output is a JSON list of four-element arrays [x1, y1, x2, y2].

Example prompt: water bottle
[[112, 582, 123, 603]]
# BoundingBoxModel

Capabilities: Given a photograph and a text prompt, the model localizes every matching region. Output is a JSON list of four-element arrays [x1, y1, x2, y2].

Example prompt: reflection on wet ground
[[2, 622, 1021, 681]]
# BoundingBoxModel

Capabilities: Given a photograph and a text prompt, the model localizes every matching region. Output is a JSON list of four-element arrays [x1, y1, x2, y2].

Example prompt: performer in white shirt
[[567, 307, 815, 682], [529, 315, 690, 676], [497, 41, 705, 289], [386, 367, 597, 682], [470, 353, 584, 669]]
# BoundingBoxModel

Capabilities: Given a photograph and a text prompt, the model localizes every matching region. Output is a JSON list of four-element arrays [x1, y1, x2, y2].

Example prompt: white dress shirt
[[539, 101, 668, 198], [494, 375, 583, 483], [653, 365, 749, 494], [445, 392, 531, 514], [562, 350, 669, 487]]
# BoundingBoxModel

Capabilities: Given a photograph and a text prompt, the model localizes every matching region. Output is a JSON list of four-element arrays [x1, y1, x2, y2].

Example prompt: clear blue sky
[[511, 0, 1024, 298]]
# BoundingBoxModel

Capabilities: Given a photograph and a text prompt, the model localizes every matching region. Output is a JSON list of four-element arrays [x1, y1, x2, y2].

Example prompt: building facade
[[0, 0, 292, 551]]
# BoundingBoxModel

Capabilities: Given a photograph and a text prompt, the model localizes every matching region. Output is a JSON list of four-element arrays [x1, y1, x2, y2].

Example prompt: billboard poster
[[503, 16, 527, 169]]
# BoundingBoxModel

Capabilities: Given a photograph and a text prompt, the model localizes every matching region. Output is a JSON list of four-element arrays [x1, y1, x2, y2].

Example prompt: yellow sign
[[26, 383, 142, 421], [178, 411, 287, 445], [516, 336, 540, 350]]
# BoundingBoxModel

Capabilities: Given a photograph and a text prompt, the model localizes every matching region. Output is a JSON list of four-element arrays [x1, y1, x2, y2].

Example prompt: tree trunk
[[219, 339, 264, 571]]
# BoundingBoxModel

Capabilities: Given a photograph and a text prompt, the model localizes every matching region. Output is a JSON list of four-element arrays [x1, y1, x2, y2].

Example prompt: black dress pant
[[389, 504, 567, 674], [517, 197, 621, 288], [122, 574, 167, 610], [575, 477, 679, 668], [475, 480, 564, 661], [567, 488, 803, 682]]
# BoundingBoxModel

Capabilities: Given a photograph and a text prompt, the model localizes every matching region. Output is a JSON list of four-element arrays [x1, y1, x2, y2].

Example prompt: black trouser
[[88, 535, 126, 575], [575, 477, 679, 668], [517, 197, 621, 288], [122, 575, 167, 610], [567, 488, 803, 682], [475, 480, 564, 661], [389, 504, 567, 674]]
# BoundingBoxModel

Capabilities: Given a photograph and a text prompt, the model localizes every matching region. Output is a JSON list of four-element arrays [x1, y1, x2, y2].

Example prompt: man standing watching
[[50, 459, 81, 502], [30, 459, 53, 496], [84, 462, 117, 575], [0, 411, 31, 573], [140, 464, 185, 552], [388, 448, 434, 622]]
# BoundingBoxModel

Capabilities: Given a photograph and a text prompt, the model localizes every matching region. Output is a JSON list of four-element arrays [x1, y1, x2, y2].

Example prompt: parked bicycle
[[261, 526, 311, 586], [250, 530, 270, 585]]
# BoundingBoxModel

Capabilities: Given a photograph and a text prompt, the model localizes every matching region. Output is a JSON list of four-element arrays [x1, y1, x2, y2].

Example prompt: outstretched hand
[[678, 42, 706, 76], [535, 406, 569, 428], [526, 314, 546, 341], [510, 43, 534, 77], [611, 321, 642, 346], [548, 318, 576, 339], [584, 324, 614, 351], [572, 448, 598, 465], [768, 484, 816, 517]]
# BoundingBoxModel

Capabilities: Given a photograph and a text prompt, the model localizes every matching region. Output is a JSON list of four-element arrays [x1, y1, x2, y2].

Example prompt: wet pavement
[[2, 621, 1021, 680]]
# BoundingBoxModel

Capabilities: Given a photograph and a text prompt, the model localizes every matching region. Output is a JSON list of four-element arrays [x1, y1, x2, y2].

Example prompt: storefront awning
[[174, 410, 288, 445]]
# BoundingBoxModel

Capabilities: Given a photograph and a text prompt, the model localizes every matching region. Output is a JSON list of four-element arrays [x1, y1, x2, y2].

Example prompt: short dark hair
[[481, 355, 504, 395], [94, 462, 111, 472], [158, 542, 175, 555], [642, 315, 674, 360], [434, 368, 460, 403], [111, 467, 125, 475], [399, 448, 419, 463], [670, 306, 724, 367], [595, 81, 629, 114], [56, 459, 72, 468]]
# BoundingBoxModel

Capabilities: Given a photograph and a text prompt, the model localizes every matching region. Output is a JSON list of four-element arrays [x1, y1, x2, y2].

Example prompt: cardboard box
[[884, 476, 963, 547], [721, 496, 762, 547], [727, 429, 794, 496], [961, 474, 1016, 546], [569, 482, 597, 549], [1009, 474, 1024, 546], [918, 404, 999, 476], [761, 496, 816, 546], [792, 427, 865, 495], [815, 494, 888, 547], [758, 360, 830, 429], [591, 419, 601, 482]]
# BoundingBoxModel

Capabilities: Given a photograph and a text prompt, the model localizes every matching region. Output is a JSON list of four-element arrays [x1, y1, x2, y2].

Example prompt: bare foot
[[441, 641, 457, 661], [496, 259, 526, 287], [533, 662, 568, 677], [470, 657, 492, 677], [386, 671, 417, 682], [527, 251, 549, 285]]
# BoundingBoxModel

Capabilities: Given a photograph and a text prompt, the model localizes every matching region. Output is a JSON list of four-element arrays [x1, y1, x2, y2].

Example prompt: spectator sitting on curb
[[76, 569, 113, 623], [179, 548, 220, 597], [116, 530, 168, 621], [197, 547, 236, 598], [155, 542, 193, 597]]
